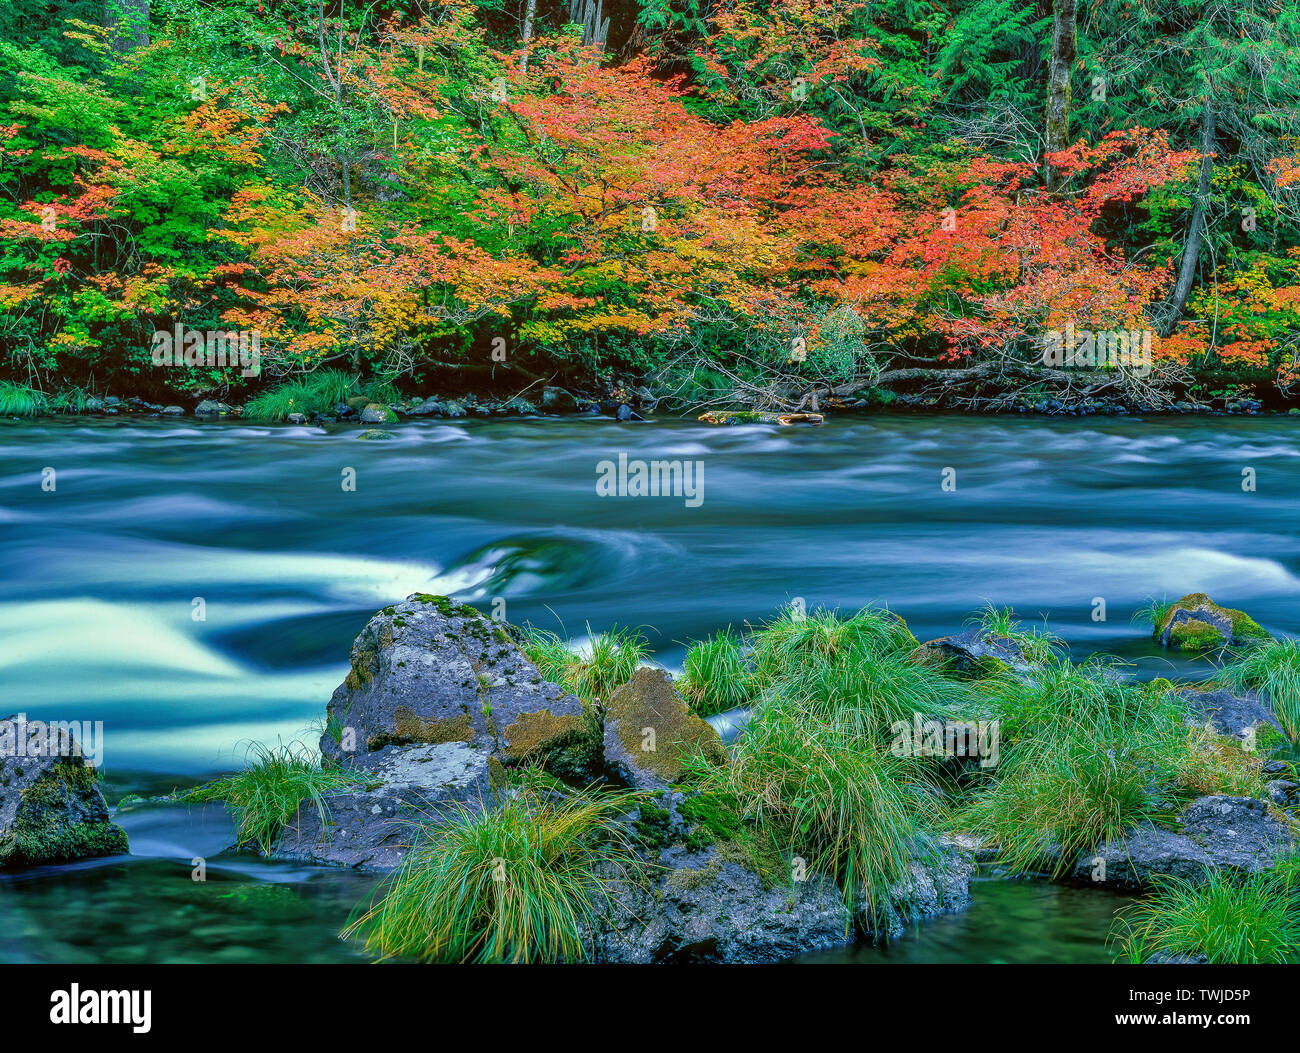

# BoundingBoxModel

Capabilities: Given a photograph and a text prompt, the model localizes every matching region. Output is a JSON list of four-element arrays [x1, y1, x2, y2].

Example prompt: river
[[1, 412, 1295, 961]]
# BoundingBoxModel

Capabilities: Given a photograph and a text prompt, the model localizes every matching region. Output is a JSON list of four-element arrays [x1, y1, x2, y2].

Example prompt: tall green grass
[[244, 369, 366, 421], [0, 382, 46, 417], [520, 624, 648, 704], [719, 692, 935, 923], [968, 604, 1061, 664], [961, 658, 1189, 875], [677, 629, 753, 717], [1114, 863, 1300, 963], [344, 787, 639, 963], [1219, 638, 1300, 740], [179, 740, 359, 852]]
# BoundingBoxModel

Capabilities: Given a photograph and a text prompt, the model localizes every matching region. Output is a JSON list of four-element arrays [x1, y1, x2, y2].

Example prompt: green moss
[[0, 763, 128, 867], [607, 668, 727, 783], [364, 708, 476, 750], [1159, 594, 1272, 645], [1169, 618, 1224, 652]]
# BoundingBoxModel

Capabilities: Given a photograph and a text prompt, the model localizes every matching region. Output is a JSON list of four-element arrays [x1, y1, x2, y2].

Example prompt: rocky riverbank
[[6, 589, 1296, 964]]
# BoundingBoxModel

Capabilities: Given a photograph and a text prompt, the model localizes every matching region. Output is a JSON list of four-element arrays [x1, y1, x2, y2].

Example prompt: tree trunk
[[1159, 104, 1217, 337], [1045, 0, 1077, 192], [520, 0, 536, 72], [105, 0, 149, 53]]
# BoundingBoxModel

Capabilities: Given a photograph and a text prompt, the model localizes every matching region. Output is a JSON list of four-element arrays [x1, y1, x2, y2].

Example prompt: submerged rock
[[0, 717, 127, 867], [1155, 594, 1271, 652], [274, 742, 494, 869], [1072, 795, 1296, 890], [602, 668, 727, 790], [319, 594, 594, 776]]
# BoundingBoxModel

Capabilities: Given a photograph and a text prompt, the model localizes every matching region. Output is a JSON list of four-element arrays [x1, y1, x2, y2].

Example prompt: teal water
[[0, 412, 1295, 962]]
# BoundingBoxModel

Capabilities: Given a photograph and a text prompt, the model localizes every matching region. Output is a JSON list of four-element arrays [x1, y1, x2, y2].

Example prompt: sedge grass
[[344, 786, 640, 963], [179, 740, 360, 852], [1219, 637, 1300, 741]]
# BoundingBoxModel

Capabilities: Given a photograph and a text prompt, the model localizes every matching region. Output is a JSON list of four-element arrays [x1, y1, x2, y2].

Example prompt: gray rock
[[442, 399, 467, 418], [0, 716, 128, 867], [920, 625, 1032, 678], [194, 400, 231, 416], [357, 429, 394, 441], [160, 405, 185, 416], [83, 397, 105, 412], [358, 403, 393, 424], [591, 843, 852, 963], [286, 412, 307, 424], [540, 386, 579, 413], [405, 399, 444, 417], [273, 742, 494, 870], [1267, 780, 1300, 807], [319, 595, 593, 776], [601, 668, 727, 791], [500, 397, 537, 416], [1072, 795, 1297, 890], [876, 836, 977, 938], [1180, 687, 1283, 741]]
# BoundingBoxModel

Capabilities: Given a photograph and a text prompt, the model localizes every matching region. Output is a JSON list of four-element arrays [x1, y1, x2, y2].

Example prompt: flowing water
[[1, 412, 1296, 962]]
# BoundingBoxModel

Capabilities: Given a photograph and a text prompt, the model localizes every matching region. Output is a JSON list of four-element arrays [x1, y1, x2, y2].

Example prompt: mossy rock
[[602, 667, 727, 790], [357, 428, 394, 441], [346, 395, 371, 411], [0, 726, 128, 868], [1156, 593, 1272, 651]]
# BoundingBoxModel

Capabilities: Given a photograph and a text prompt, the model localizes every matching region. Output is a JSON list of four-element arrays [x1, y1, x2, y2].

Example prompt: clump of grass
[[179, 740, 359, 852], [962, 732, 1168, 876], [962, 659, 1187, 875], [677, 629, 753, 717], [520, 624, 648, 704], [1113, 864, 1300, 964], [718, 692, 934, 923], [344, 787, 640, 963], [1131, 595, 1174, 632], [1162, 724, 1270, 802], [0, 381, 46, 417], [748, 606, 918, 686], [966, 604, 1061, 664], [1219, 637, 1300, 741], [46, 386, 89, 413], [244, 369, 363, 421]]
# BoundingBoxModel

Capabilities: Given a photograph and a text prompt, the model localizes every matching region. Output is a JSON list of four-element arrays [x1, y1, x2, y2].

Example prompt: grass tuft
[[179, 740, 359, 852], [1114, 863, 1300, 963], [677, 628, 753, 717], [1219, 637, 1300, 741], [0, 381, 46, 417], [244, 369, 365, 421], [520, 624, 648, 704], [344, 786, 640, 963]]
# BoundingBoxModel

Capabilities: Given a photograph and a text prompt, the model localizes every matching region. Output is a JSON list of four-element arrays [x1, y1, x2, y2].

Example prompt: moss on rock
[[603, 668, 727, 788]]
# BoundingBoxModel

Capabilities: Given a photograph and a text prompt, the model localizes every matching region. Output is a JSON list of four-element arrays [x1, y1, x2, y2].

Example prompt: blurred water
[[2, 412, 1295, 775], [0, 411, 1294, 963]]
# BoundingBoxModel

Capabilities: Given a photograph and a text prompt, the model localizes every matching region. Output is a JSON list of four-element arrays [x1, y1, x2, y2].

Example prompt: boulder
[[273, 742, 494, 870], [359, 403, 397, 424], [320, 594, 594, 776], [875, 836, 978, 938], [160, 404, 185, 416], [357, 429, 394, 441], [442, 399, 468, 418], [194, 400, 231, 416], [591, 843, 852, 963], [405, 399, 444, 417], [0, 716, 127, 867], [602, 667, 727, 790], [500, 396, 538, 416], [1072, 795, 1296, 890], [1179, 686, 1283, 741], [540, 386, 579, 413], [1155, 594, 1271, 651], [920, 625, 1032, 678]]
